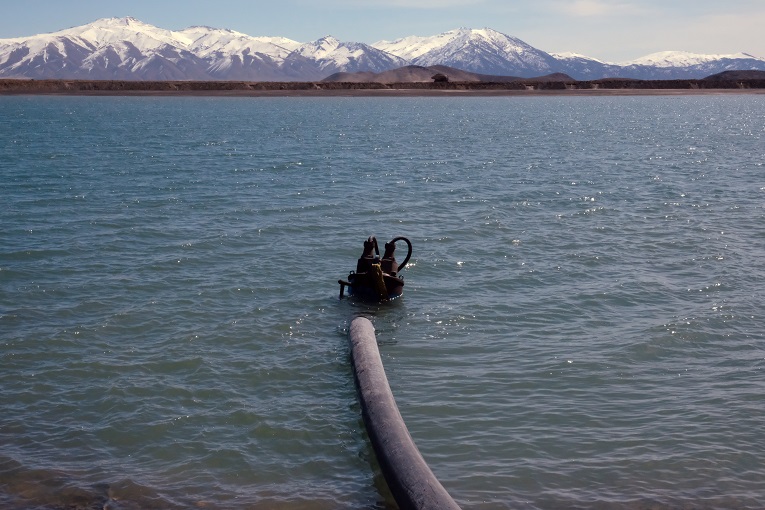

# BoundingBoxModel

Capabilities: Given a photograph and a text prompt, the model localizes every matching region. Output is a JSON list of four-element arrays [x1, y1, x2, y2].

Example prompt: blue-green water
[[1, 95, 764, 510]]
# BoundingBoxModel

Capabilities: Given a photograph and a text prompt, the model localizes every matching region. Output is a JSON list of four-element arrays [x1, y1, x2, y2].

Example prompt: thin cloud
[[671, 10, 765, 56], [559, 0, 644, 17], [305, 0, 486, 7], [387, 0, 484, 5]]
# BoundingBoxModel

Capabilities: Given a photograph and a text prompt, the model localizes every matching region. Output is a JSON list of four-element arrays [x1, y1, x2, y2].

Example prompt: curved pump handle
[[387, 236, 412, 272]]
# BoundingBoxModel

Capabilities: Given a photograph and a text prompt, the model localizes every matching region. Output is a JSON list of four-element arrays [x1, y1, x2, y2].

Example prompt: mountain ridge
[[2, 17, 764, 81]]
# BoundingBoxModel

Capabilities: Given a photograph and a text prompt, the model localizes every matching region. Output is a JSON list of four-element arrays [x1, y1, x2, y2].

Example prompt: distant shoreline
[[2, 78, 765, 96]]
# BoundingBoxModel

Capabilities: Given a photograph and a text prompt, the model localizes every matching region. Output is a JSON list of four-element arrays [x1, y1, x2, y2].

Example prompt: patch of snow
[[551, 52, 607, 64]]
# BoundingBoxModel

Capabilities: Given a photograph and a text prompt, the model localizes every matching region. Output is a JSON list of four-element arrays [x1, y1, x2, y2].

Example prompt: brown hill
[[323, 65, 573, 84], [323, 65, 481, 83], [524, 72, 577, 82], [704, 70, 765, 80]]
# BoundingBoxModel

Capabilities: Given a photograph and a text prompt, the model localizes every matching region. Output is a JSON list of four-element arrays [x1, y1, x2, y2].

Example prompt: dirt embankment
[[2, 78, 765, 96]]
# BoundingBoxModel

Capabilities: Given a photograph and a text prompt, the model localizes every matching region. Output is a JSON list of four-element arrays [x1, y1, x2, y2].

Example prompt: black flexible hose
[[388, 236, 412, 271]]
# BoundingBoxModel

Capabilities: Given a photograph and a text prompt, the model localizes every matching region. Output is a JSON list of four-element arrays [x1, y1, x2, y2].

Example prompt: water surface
[[1, 95, 764, 509]]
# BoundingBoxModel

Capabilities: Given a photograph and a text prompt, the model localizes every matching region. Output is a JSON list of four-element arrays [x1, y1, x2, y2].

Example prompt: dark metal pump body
[[339, 236, 412, 302]]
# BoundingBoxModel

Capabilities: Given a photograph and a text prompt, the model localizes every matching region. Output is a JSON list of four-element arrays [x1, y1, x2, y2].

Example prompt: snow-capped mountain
[[550, 50, 765, 80], [177, 25, 301, 80], [282, 36, 408, 80], [374, 28, 560, 78], [0, 17, 213, 80], [625, 50, 756, 67], [1, 17, 764, 81], [549, 52, 618, 80], [614, 51, 765, 79], [0, 17, 401, 81]]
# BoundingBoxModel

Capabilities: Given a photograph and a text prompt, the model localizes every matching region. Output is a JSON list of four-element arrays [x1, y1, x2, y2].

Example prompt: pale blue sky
[[1, 0, 763, 62]]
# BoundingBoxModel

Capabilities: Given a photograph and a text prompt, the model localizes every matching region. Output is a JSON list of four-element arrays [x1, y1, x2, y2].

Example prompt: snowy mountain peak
[[373, 26, 558, 77], [70, 16, 143, 30], [374, 27, 532, 62], [294, 36, 343, 59], [83, 16, 166, 35], [55, 16, 191, 50], [184, 24, 228, 32], [621, 50, 763, 67], [316, 36, 341, 50], [176, 25, 300, 60], [96, 16, 142, 26], [287, 35, 407, 76]]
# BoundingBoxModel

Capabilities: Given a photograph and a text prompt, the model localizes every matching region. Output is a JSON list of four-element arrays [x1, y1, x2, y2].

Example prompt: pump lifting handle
[[387, 236, 412, 272]]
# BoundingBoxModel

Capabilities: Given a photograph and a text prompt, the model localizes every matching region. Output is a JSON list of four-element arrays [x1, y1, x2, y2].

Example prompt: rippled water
[[1, 95, 764, 509]]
